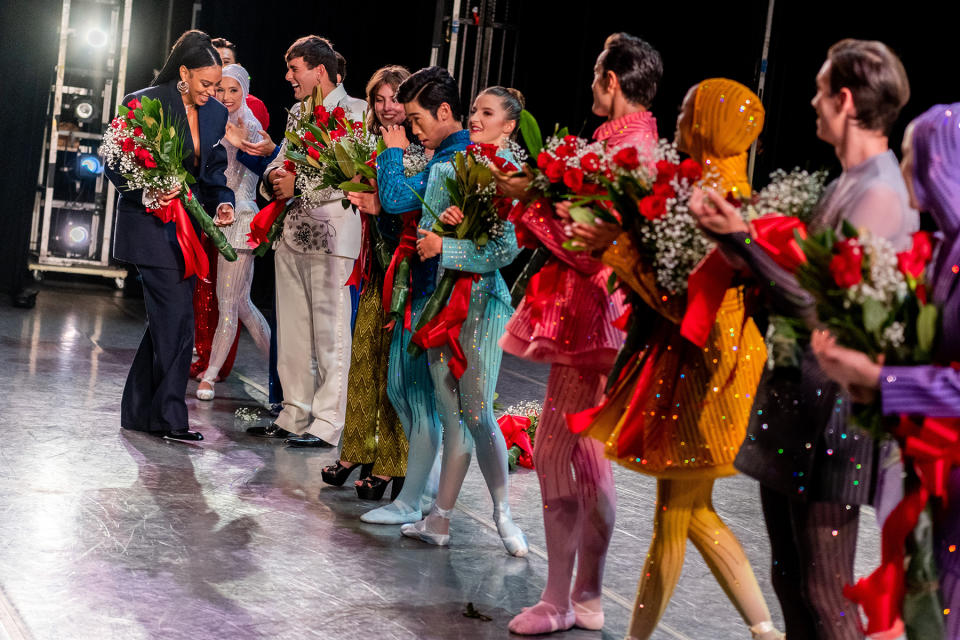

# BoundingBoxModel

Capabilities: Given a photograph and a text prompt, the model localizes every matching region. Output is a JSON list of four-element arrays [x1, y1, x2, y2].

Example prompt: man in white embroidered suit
[[246, 36, 366, 447]]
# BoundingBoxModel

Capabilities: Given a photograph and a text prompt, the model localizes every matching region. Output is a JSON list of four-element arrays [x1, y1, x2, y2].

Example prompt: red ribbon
[[752, 215, 808, 273], [498, 414, 535, 469], [246, 198, 288, 250], [612, 306, 632, 331], [680, 249, 736, 347], [345, 212, 370, 290], [844, 415, 960, 636], [149, 193, 208, 281], [526, 259, 563, 328], [410, 273, 478, 379], [382, 211, 420, 330]]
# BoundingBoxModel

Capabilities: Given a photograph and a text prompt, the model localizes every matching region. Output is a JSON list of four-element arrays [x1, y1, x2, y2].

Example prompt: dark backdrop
[[2, 0, 955, 298]]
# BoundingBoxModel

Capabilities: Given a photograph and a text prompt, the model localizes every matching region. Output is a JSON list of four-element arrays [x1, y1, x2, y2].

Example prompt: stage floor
[[0, 280, 880, 640]]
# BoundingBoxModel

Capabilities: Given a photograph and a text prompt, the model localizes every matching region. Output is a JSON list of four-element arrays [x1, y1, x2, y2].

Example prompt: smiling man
[[245, 35, 366, 449]]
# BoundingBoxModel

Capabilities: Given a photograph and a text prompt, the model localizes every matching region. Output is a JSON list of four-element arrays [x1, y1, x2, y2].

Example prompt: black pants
[[760, 485, 862, 640], [121, 265, 196, 434]]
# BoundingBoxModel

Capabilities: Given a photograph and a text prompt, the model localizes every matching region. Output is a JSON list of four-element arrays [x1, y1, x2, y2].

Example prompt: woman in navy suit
[[106, 30, 235, 441]]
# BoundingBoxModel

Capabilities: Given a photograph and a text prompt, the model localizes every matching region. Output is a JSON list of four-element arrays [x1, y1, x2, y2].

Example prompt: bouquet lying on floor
[[499, 401, 542, 471], [247, 85, 377, 255], [101, 96, 236, 278]]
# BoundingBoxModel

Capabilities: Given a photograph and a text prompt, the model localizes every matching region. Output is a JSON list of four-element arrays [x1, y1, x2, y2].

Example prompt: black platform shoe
[[321, 461, 373, 487], [356, 475, 405, 501]]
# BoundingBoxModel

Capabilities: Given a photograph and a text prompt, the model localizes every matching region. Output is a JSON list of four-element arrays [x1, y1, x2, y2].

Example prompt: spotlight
[[74, 100, 94, 121], [85, 27, 108, 48], [68, 224, 89, 245], [76, 153, 102, 178]]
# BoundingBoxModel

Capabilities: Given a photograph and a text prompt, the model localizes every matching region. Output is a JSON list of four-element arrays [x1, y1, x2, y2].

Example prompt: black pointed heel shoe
[[356, 475, 405, 501], [321, 461, 373, 487]]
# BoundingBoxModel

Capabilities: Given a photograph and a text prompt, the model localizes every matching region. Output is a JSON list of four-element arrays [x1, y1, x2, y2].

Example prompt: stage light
[[85, 27, 108, 49], [68, 225, 89, 245], [74, 100, 94, 121], [76, 154, 102, 179]]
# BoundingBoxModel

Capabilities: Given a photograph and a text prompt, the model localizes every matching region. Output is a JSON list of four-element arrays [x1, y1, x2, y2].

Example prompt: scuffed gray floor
[[0, 280, 881, 639]]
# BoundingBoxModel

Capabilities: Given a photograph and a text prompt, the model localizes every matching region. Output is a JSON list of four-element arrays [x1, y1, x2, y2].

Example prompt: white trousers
[[273, 243, 353, 443]]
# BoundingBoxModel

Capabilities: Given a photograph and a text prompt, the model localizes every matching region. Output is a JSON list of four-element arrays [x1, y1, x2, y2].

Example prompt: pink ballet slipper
[[508, 601, 575, 635], [572, 598, 604, 630]]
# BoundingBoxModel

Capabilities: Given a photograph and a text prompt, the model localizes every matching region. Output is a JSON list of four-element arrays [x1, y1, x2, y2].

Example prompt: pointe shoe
[[493, 503, 528, 557], [400, 505, 452, 546], [750, 621, 785, 640], [360, 499, 422, 525], [196, 379, 215, 401], [508, 601, 575, 635], [571, 599, 604, 630]]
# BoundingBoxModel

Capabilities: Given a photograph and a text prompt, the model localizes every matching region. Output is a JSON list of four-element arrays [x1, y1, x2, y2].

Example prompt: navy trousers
[[121, 265, 196, 433]]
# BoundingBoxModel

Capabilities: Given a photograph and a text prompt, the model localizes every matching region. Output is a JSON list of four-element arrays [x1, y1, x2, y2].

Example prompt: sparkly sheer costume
[[398, 145, 528, 556], [199, 65, 271, 389], [360, 135, 472, 525], [874, 104, 960, 637], [581, 80, 776, 639], [504, 111, 654, 635]]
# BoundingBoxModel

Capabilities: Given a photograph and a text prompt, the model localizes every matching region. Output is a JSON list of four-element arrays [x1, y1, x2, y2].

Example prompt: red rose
[[563, 167, 584, 192], [304, 130, 317, 143], [537, 151, 552, 170], [652, 182, 676, 199], [283, 160, 297, 173], [554, 145, 573, 159], [366, 150, 378, 169], [111, 117, 124, 129], [330, 127, 347, 141], [492, 155, 517, 172], [678, 158, 702, 182], [897, 231, 933, 278], [352, 121, 363, 133], [655, 160, 676, 184], [638, 194, 667, 220], [580, 152, 600, 173], [545, 159, 565, 182], [315, 106, 330, 126], [332, 106, 346, 122], [121, 137, 135, 153], [134, 148, 157, 168], [613, 147, 640, 170], [307, 146, 320, 160], [829, 238, 864, 288], [126, 111, 136, 120], [563, 135, 578, 147], [127, 98, 141, 110], [132, 126, 143, 137]]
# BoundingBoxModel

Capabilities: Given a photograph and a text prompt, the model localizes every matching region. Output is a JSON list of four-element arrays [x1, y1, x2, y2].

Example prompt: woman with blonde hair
[[573, 78, 780, 640]]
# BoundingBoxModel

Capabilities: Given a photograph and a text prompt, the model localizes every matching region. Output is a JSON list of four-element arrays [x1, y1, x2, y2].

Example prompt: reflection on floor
[[0, 281, 880, 640]]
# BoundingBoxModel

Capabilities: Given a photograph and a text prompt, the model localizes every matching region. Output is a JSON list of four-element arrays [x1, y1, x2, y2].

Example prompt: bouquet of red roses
[[403, 143, 516, 374], [797, 223, 938, 435], [101, 96, 236, 279]]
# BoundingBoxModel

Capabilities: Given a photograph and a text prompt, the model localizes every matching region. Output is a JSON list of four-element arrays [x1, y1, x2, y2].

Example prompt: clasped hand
[[416, 228, 442, 259], [270, 167, 295, 200]]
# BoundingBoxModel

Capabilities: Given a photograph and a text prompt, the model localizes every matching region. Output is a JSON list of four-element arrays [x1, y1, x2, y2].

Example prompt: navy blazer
[[106, 80, 234, 270]]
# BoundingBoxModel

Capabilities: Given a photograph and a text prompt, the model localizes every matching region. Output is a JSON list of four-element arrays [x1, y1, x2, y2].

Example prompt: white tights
[[202, 251, 270, 382]]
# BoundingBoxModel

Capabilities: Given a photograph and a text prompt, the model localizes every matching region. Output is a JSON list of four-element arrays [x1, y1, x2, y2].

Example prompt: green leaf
[[376, 138, 387, 154], [562, 238, 587, 252], [917, 303, 939, 355], [334, 143, 356, 178], [339, 181, 374, 192], [862, 298, 888, 334], [518, 109, 543, 158], [568, 205, 597, 224], [841, 219, 859, 239], [556, 126, 569, 138], [355, 163, 375, 180], [284, 130, 302, 147]]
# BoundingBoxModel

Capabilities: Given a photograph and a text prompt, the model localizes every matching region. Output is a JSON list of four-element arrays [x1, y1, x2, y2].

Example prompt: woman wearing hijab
[[195, 63, 271, 400]]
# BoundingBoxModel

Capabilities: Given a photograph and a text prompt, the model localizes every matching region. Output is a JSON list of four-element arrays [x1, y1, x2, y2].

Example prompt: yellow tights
[[628, 477, 773, 639]]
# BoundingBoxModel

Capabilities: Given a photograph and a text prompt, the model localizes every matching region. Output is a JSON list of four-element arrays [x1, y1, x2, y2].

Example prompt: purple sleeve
[[881, 365, 960, 417]]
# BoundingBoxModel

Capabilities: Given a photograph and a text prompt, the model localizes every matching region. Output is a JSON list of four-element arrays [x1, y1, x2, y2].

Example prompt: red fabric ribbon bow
[[246, 198, 289, 250], [844, 415, 960, 636], [497, 414, 535, 469], [345, 212, 370, 290], [149, 192, 208, 281], [410, 273, 479, 379], [751, 214, 808, 273], [382, 211, 420, 330], [525, 259, 563, 328], [680, 249, 736, 347]]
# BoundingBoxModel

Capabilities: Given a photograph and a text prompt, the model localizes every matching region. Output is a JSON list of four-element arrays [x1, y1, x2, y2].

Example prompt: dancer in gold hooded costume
[[575, 78, 780, 640]]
